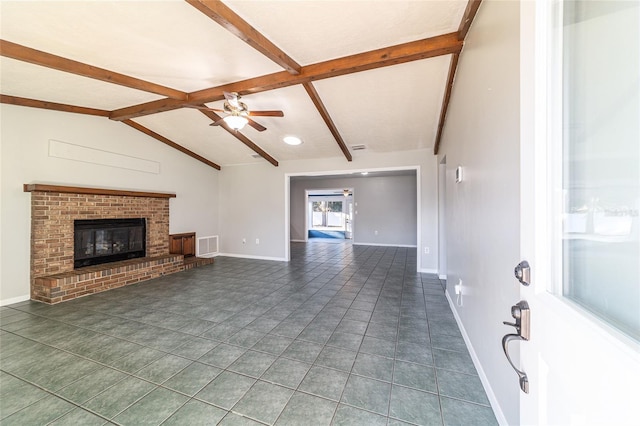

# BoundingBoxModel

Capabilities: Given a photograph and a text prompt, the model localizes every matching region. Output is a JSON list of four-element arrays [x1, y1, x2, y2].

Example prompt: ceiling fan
[[185, 92, 284, 132]]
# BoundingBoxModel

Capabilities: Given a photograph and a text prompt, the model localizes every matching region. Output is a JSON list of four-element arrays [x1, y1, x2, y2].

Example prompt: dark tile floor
[[0, 242, 497, 425]]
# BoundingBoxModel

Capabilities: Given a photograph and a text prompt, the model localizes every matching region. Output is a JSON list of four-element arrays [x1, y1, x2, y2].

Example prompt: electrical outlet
[[255, 238, 260, 245], [424, 247, 430, 254], [242, 238, 246, 244], [455, 279, 462, 295]]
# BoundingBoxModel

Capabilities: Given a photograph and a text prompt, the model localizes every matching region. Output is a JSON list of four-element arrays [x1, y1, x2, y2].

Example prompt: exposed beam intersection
[[109, 32, 463, 121]]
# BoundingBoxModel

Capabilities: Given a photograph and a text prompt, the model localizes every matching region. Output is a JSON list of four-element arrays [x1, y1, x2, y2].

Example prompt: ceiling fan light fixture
[[224, 115, 248, 130], [283, 136, 303, 146]]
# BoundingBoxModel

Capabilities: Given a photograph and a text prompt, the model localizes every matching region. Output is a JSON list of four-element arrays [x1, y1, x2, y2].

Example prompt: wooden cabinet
[[169, 232, 196, 257]]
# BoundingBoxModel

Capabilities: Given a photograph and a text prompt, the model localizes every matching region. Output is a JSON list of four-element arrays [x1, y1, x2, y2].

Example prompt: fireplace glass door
[[74, 218, 146, 268]]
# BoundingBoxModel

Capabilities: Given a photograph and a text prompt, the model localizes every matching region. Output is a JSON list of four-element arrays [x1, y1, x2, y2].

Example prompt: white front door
[[518, 1, 640, 424]]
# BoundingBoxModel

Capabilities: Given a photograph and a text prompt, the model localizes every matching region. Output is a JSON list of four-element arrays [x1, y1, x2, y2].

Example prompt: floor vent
[[351, 144, 367, 151], [196, 235, 219, 258]]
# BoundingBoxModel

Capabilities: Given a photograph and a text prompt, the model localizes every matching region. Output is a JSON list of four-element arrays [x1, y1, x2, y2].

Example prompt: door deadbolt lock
[[514, 260, 531, 286], [502, 300, 530, 393]]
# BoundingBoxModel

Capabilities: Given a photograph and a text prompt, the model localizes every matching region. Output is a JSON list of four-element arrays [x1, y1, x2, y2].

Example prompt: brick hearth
[[24, 184, 184, 304]]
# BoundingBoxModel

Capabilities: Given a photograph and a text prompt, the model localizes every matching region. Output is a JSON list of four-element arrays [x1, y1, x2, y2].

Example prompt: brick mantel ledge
[[23, 183, 176, 199]]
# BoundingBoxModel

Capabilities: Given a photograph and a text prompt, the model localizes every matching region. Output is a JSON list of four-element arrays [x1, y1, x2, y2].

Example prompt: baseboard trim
[[439, 274, 447, 280], [290, 240, 306, 243], [218, 253, 288, 262], [197, 253, 220, 258], [352, 243, 417, 248], [445, 291, 507, 426], [1, 295, 31, 307], [418, 268, 438, 274]]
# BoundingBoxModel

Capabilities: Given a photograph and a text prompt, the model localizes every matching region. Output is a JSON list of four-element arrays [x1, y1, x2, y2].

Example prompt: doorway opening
[[306, 189, 353, 241], [286, 167, 422, 271]]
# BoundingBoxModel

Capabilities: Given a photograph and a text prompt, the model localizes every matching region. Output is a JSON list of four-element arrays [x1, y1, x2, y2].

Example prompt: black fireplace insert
[[74, 218, 146, 268]]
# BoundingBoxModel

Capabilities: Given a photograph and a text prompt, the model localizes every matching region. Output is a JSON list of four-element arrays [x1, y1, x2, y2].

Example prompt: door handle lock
[[514, 260, 531, 286], [503, 300, 530, 340], [502, 300, 530, 393]]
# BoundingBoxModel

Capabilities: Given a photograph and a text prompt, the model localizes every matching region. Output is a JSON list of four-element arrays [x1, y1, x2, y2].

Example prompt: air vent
[[197, 235, 219, 258], [351, 144, 367, 151]]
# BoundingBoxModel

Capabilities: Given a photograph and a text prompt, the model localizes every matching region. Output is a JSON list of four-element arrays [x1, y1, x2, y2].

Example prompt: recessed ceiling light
[[283, 136, 303, 146]]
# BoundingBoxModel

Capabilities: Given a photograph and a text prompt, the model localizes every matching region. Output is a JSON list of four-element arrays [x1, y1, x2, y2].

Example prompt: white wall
[[218, 150, 437, 271], [0, 105, 220, 304], [437, 1, 521, 424], [291, 174, 417, 246]]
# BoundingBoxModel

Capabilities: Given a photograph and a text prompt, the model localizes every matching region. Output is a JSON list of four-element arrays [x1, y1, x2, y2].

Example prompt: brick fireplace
[[24, 184, 185, 304]]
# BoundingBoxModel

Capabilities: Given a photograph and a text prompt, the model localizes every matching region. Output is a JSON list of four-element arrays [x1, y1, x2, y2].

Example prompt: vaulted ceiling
[[0, 0, 481, 170]]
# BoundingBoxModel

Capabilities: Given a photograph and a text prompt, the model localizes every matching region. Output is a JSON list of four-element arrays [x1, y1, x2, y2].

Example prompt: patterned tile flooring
[[0, 242, 497, 425]]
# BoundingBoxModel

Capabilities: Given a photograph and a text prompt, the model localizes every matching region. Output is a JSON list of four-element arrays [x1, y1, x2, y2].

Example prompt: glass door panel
[[561, 0, 639, 341]]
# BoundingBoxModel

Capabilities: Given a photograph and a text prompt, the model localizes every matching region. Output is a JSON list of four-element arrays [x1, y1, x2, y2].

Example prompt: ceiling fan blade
[[209, 118, 227, 126], [248, 110, 284, 117], [247, 118, 267, 132], [184, 105, 225, 113]]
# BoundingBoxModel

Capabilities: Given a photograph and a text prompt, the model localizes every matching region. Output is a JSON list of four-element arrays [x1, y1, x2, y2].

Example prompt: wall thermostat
[[455, 166, 463, 183]]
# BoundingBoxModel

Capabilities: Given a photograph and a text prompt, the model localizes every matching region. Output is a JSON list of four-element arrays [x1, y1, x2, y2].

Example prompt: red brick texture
[[28, 190, 184, 304]]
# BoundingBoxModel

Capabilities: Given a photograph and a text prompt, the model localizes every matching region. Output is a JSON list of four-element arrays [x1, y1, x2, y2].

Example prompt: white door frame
[[438, 156, 447, 280], [303, 190, 310, 243], [345, 194, 354, 240], [304, 190, 353, 240]]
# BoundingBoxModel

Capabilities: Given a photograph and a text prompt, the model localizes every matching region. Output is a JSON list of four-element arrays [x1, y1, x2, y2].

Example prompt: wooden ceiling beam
[[303, 82, 352, 162], [302, 32, 462, 80], [1, 94, 221, 170], [433, 53, 459, 156], [122, 119, 221, 170], [189, 32, 463, 102], [434, 0, 483, 155], [109, 32, 463, 121], [0, 39, 187, 100], [458, 0, 483, 41], [197, 107, 279, 167], [1, 94, 110, 116], [110, 98, 188, 121], [186, 0, 301, 75]]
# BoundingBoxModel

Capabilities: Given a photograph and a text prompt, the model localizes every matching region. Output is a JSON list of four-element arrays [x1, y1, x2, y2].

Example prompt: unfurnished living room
[[1, 1, 638, 425]]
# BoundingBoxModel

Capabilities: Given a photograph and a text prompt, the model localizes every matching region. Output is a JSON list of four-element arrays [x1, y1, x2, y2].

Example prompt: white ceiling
[[0, 0, 468, 168]]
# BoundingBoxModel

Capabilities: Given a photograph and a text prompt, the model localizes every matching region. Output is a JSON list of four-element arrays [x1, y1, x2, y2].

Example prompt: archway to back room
[[287, 168, 421, 268]]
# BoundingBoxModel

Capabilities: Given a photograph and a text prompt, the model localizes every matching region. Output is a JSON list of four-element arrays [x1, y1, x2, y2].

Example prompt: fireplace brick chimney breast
[[25, 185, 183, 304]]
